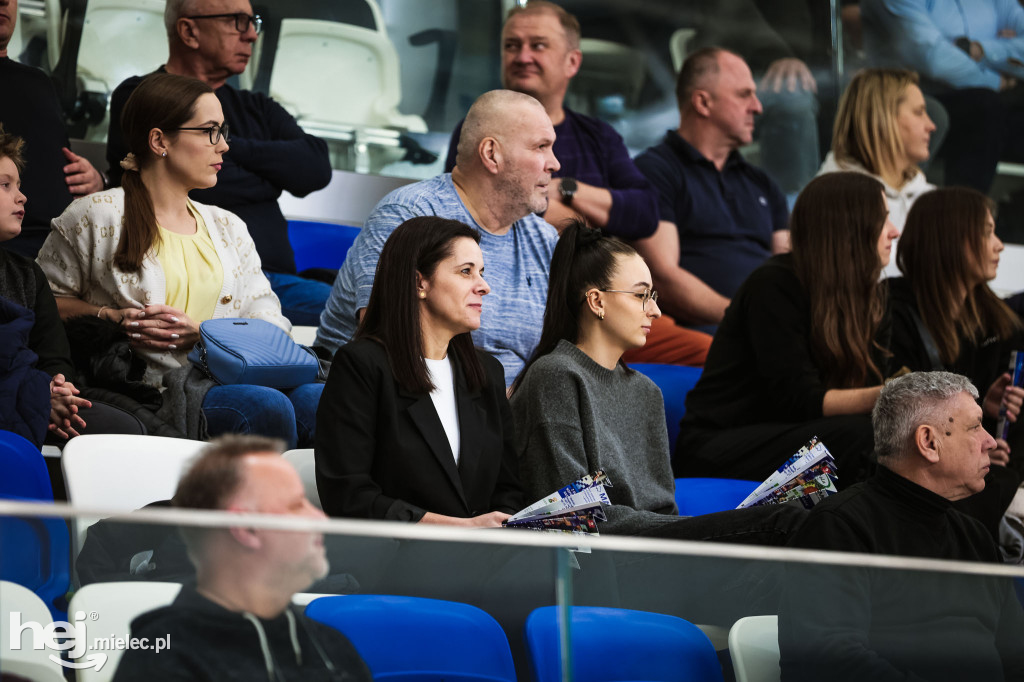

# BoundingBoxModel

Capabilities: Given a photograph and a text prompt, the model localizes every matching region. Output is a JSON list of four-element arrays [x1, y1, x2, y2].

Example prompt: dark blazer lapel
[[402, 388, 469, 510], [453, 360, 485, 497]]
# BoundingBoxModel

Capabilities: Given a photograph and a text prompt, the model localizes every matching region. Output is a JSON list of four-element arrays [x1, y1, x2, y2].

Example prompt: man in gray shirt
[[316, 90, 560, 385]]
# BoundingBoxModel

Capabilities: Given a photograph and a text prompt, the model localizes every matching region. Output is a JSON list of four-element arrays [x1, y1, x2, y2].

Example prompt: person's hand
[[463, 511, 511, 528], [999, 28, 1017, 39], [97, 304, 144, 324], [62, 147, 104, 195], [49, 374, 91, 439], [761, 58, 817, 93], [1001, 74, 1018, 91], [967, 40, 986, 62], [122, 304, 201, 351], [982, 373, 1024, 420], [989, 438, 1011, 467]]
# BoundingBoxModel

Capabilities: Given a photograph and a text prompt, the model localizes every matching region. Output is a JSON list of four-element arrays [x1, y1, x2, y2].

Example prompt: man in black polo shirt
[[634, 47, 789, 333]]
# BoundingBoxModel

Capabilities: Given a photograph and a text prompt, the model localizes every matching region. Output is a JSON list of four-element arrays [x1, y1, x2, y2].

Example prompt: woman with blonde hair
[[819, 69, 937, 233]]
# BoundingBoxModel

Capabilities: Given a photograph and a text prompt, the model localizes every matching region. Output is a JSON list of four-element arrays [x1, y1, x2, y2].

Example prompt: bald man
[[316, 90, 560, 385]]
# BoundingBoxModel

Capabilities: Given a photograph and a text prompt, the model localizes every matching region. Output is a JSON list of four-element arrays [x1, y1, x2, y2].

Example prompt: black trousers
[[674, 414, 875, 487]]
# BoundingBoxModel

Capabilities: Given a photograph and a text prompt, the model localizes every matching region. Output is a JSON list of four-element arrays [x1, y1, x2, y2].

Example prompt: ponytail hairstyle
[[898, 187, 1021, 364], [356, 216, 486, 395], [115, 72, 214, 272], [512, 220, 637, 392], [790, 172, 889, 389]]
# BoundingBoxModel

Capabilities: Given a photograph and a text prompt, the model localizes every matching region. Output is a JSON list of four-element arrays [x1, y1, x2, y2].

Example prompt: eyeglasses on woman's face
[[599, 288, 659, 310], [169, 123, 230, 146]]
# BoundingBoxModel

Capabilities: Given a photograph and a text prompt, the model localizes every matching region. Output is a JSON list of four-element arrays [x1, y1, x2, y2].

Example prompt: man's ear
[[177, 17, 200, 50], [479, 137, 501, 175], [691, 89, 713, 118], [915, 424, 941, 464], [566, 48, 582, 79]]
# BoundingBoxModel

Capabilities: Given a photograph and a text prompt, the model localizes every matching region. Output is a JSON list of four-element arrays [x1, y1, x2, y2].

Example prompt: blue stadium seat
[[674, 478, 761, 516], [631, 363, 702, 453], [0, 430, 53, 501], [306, 594, 516, 681], [0, 496, 71, 620], [525, 605, 723, 682], [288, 220, 361, 272]]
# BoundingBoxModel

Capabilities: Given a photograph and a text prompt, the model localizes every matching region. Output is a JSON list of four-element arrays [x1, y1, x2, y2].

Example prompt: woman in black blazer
[[315, 216, 523, 524]]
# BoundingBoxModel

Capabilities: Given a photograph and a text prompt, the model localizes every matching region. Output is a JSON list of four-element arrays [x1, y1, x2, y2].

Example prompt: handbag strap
[[909, 305, 944, 371]]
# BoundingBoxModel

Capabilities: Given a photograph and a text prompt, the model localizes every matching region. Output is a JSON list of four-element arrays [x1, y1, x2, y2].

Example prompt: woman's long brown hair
[[791, 172, 889, 388], [898, 187, 1021, 364]]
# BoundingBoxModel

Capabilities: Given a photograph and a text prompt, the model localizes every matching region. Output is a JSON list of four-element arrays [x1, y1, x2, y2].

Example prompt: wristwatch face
[[559, 177, 578, 203]]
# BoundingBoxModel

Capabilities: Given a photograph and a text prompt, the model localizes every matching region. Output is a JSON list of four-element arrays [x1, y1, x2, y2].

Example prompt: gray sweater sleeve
[[511, 346, 679, 535]]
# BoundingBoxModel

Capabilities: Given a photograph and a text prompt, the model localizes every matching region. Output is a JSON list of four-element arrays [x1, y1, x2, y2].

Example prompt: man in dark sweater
[[114, 435, 371, 682], [0, 0, 105, 258], [104, 0, 333, 325], [444, 1, 709, 366], [779, 371, 1024, 681]]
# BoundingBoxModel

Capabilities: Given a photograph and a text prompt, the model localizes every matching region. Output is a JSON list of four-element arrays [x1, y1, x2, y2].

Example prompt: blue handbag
[[187, 319, 320, 389]]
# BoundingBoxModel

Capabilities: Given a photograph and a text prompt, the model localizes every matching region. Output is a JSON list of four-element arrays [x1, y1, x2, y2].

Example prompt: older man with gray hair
[[779, 371, 1024, 682], [316, 89, 560, 385]]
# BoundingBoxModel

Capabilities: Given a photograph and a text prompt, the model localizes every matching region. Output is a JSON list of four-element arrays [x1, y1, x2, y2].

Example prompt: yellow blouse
[[154, 202, 224, 322]]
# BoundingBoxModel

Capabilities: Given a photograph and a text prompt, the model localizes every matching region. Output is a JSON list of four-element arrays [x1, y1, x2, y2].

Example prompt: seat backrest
[[1, 580, 68, 682], [525, 605, 723, 682], [269, 18, 405, 129], [282, 448, 322, 510], [0, 430, 53, 500], [631, 363, 702, 453], [306, 594, 516, 681], [75, 0, 167, 94], [61, 434, 206, 555], [287, 220, 361, 272], [674, 477, 761, 516], [68, 581, 183, 682], [729, 615, 781, 682], [0, 498, 71, 620]]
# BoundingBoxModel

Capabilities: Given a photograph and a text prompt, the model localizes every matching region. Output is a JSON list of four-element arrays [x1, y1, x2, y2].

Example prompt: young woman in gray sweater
[[510, 221, 802, 543]]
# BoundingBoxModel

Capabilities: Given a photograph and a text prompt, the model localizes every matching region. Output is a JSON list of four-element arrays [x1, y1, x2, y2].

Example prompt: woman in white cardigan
[[37, 73, 321, 448]]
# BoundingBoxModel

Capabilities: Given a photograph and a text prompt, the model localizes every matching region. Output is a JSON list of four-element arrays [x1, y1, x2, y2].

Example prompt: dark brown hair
[[116, 72, 213, 272], [898, 187, 1020, 364], [356, 216, 486, 395], [791, 172, 889, 388], [513, 220, 637, 392], [0, 124, 25, 171]]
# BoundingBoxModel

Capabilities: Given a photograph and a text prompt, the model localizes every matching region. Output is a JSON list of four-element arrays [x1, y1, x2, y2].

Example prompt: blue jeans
[[201, 383, 323, 450], [264, 270, 332, 326]]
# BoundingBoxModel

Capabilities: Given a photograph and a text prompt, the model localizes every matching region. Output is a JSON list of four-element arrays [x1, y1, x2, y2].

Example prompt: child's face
[[0, 156, 26, 242]]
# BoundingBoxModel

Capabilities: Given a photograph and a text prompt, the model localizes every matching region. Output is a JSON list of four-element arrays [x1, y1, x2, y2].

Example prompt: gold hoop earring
[[418, 291, 427, 299], [598, 310, 605, 320]]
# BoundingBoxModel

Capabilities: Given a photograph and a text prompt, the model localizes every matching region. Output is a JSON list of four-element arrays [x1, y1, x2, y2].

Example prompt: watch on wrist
[[558, 177, 578, 205]]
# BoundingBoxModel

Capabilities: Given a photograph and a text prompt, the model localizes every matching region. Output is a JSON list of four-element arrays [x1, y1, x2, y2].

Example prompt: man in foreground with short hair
[[635, 47, 789, 333], [113, 435, 371, 682], [779, 371, 1024, 681], [316, 89, 559, 385], [105, 0, 333, 325], [444, 0, 709, 366]]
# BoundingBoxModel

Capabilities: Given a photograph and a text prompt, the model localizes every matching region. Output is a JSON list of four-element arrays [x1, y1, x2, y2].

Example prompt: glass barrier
[[4, 499, 1024, 681]]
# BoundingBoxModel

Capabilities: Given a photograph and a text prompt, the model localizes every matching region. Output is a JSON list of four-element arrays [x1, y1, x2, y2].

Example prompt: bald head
[[455, 89, 547, 170]]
